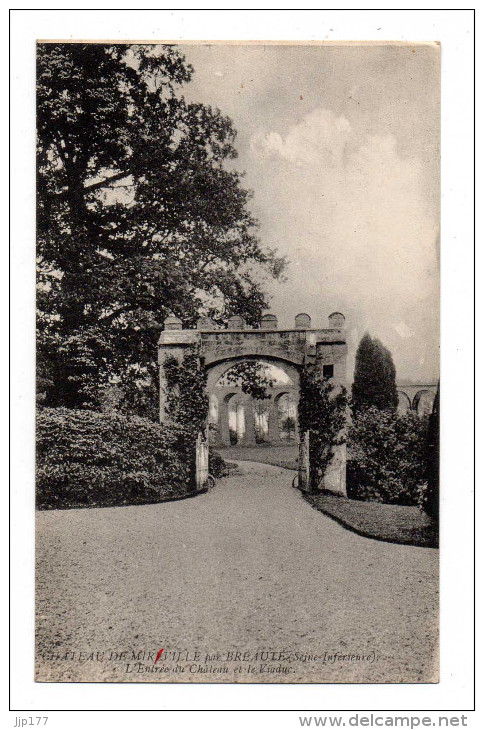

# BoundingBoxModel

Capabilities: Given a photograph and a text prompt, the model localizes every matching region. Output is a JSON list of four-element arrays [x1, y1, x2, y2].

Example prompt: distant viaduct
[[396, 383, 438, 417]]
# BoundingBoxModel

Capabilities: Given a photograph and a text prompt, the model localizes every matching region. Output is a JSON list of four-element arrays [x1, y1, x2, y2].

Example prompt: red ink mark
[[154, 648, 164, 665]]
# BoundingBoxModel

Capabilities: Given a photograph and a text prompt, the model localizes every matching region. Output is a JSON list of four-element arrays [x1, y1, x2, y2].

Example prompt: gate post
[[322, 442, 347, 495], [158, 316, 199, 423], [195, 431, 209, 491], [298, 430, 311, 492]]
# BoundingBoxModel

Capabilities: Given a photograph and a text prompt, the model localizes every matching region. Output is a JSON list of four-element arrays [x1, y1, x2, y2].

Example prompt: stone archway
[[205, 356, 300, 447], [253, 399, 270, 444], [159, 312, 347, 411], [226, 393, 247, 445], [157, 311, 348, 491], [396, 383, 438, 417], [275, 392, 298, 442], [412, 390, 435, 417], [397, 390, 412, 414], [158, 311, 347, 439]]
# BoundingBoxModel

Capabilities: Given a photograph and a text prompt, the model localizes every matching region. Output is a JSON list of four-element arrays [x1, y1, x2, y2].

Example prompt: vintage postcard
[[35, 40, 440, 684]]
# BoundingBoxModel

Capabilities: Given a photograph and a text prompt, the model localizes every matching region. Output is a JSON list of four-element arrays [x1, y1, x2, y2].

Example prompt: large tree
[[351, 333, 398, 414], [37, 43, 285, 409]]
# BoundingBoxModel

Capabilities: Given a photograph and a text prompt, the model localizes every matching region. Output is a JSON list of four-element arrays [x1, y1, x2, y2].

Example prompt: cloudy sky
[[178, 42, 440, 383]]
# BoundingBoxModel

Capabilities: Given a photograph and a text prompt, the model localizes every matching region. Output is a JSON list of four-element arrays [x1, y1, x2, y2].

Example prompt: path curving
[[36, 461, 438, 683]]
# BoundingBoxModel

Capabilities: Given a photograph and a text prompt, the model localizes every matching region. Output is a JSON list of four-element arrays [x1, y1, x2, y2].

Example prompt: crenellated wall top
[[158, 313, 346, 367]]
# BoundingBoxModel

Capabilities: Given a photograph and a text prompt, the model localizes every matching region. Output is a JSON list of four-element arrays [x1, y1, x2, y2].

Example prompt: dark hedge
[[209, 449, 230, 479], [347, 406, 428, 506], [36, 408, 195, 509]]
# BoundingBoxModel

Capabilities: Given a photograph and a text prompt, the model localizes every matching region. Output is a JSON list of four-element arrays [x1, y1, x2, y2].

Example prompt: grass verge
[[216, 445, 298, 471], [304, 492, 438, 548]]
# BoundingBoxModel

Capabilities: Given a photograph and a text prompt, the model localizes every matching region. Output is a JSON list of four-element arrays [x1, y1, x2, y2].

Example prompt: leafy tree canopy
[[351, 332, 398, 414], [37, 43, 286, 408], [221, 360, 275, 401]]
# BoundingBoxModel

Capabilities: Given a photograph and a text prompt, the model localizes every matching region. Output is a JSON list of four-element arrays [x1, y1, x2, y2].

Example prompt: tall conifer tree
[[351, 333, 398, 414]]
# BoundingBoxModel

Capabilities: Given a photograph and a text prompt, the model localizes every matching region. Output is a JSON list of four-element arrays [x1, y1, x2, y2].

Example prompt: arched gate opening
[[206, 358, 300, 447]]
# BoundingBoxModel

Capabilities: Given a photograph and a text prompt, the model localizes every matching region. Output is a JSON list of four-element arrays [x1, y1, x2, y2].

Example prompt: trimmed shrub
[[209, 449, 229, 479], [347, 406, 428, 505], [36, 408, 194, 509]]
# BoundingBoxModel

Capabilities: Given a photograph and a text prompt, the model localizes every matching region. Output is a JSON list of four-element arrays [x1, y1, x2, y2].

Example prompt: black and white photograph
[[33, 38, 443, 686]]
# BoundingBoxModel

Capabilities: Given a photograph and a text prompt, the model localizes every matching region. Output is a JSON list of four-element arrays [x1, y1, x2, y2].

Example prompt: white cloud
[[249, 105, 439, 381], [251, 108, 353, 167], [394, 321, 414, 339]]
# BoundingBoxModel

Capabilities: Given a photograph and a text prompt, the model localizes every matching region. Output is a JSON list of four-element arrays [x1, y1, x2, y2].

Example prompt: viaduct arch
[[205, 356, 301, 447], [397, 384, 438, 417]]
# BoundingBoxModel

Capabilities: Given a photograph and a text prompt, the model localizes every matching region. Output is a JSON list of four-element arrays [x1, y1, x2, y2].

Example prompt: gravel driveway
[[36, 461, 438, 683]]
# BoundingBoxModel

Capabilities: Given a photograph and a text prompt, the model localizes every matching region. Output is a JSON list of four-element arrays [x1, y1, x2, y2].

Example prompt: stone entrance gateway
[[158, 311, 348, 492]]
